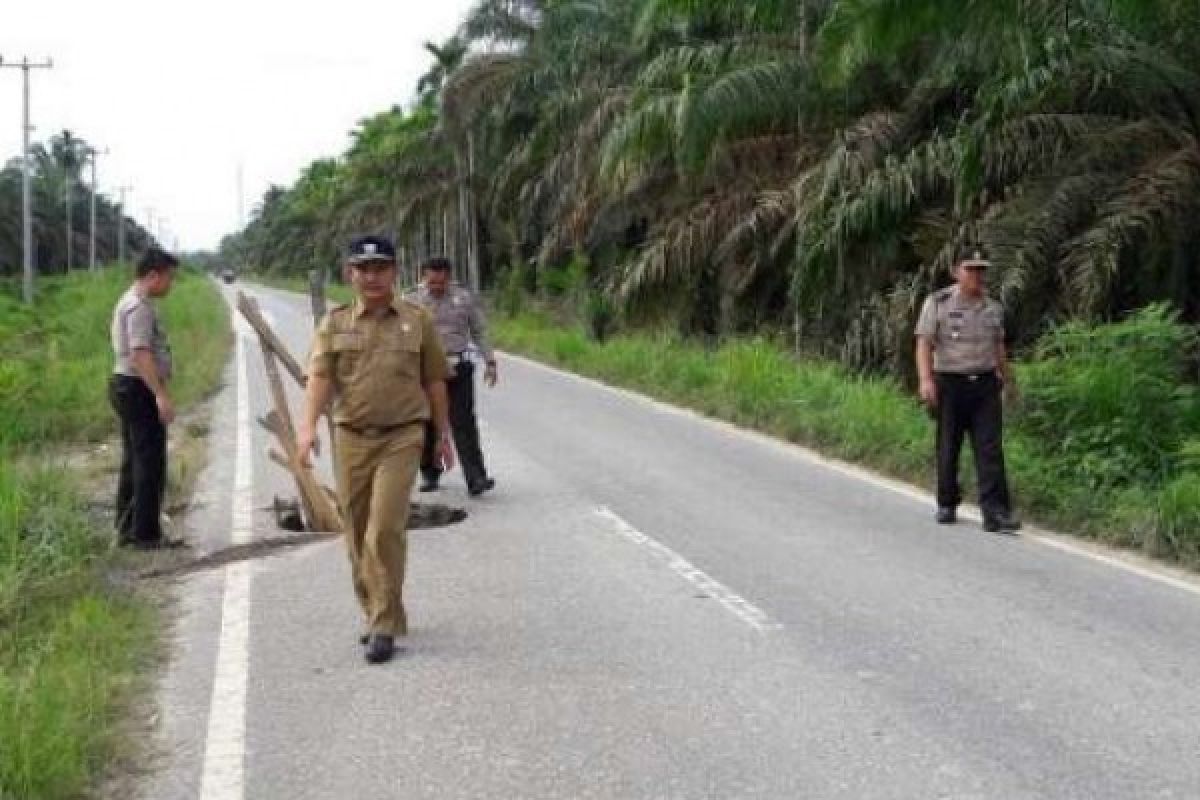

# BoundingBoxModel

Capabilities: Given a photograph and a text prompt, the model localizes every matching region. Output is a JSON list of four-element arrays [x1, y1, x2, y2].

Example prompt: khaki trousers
[[334, 423, 423, 637]]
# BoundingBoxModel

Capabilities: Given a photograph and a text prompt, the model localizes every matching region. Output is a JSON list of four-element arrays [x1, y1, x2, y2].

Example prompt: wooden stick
[[237, 291, 307, 387], [259, 342, 342, 532]]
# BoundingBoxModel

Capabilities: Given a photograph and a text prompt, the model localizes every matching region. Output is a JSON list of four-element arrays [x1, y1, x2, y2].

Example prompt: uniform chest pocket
[[983, 309, 1004, 337], [331, 333, 364, 381], [380, 336, 421, 378]]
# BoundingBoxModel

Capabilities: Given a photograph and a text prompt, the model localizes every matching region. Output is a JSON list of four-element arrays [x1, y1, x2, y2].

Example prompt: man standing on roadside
[[109, 248, 182, 550], [407, 256, 498, 497], [915, 246, 1021, 534], [298, 236, 454, 665]]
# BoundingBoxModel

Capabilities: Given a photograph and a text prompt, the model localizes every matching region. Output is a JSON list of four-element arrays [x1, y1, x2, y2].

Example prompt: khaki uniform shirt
[[915, 286, 1005, 373], [308, 297, 448, 428], [111, 285, 172, 381], [405, 283, 494, 362]]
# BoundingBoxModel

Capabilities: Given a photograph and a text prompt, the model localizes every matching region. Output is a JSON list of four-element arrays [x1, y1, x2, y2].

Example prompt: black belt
[[336, 422, 407, 437], [936, 371, 996, 382]]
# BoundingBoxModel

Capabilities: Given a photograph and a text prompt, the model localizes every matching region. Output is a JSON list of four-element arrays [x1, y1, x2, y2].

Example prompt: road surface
[[142, 283, 1200, 800]]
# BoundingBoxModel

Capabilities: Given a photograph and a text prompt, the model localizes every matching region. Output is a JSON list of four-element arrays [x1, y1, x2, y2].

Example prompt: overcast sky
[[1, 0, 475, 251]]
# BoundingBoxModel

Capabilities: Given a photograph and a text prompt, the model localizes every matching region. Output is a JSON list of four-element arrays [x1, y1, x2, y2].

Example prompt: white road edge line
[[595, 507, 782, 633], [198, 309, 256, 800], [508, 352, 1200, 601]]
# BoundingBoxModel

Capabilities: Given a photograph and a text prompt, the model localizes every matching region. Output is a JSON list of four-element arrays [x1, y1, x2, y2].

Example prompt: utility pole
[[1, 55, 54, 303], [116, 185, 131, 264], [85, 146, 108, 271]]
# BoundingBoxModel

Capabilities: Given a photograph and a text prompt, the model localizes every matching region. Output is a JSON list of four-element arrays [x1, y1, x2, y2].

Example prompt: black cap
[[347, 235, 397, 266]]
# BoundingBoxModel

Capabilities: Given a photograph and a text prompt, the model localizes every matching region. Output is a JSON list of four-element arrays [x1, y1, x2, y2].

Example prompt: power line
[[1, 55, 54, 303]]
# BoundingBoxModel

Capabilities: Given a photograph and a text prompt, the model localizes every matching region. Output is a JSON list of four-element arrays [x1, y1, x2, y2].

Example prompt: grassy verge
[[0, 268, 230, 800], [493, 306, 1200, 568]]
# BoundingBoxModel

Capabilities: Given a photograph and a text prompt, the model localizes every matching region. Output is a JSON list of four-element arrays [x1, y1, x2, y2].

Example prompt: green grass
[[0, 269, 230, 449], [494, 306, 1200, 568], [0, 267, 230, 800]]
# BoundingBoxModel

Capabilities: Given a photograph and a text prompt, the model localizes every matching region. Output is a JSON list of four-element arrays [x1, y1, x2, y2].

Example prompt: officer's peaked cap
[[347, 235, 397, 265]]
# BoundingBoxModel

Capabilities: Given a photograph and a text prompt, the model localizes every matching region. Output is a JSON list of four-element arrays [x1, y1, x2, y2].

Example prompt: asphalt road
[[143, 283, 1200, 800]]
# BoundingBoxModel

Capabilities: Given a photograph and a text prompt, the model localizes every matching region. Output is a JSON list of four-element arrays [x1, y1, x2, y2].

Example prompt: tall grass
[[494, 305, 1200, 567], [0, 267, 230, 800], [0, 269, 229, 449]]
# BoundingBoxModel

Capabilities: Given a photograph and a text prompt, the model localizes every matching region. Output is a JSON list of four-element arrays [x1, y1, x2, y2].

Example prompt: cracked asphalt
[[140, 282, 1200, 800]]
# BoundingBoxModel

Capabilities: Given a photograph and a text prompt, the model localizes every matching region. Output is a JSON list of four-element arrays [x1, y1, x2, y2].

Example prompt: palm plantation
[[0, 130, 152, 279], [223, 0, 1199, 371]]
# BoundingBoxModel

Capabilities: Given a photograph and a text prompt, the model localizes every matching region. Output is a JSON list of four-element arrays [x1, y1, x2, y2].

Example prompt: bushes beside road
[[494, 304, 1200, 567], [0, 268, 229, 800]]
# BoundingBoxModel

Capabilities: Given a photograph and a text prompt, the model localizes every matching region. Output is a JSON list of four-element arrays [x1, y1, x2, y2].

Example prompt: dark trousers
[[935, 372, 1012, 517], [109, 375, 167, 544], [422, 361, 489, 488]]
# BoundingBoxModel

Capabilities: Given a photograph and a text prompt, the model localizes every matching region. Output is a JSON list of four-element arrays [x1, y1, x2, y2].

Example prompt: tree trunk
[[465, 130, 481, 292]]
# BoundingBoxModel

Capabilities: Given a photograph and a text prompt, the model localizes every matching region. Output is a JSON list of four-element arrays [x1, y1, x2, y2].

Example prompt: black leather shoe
[[418, 478, 439, 493], [935, 507, 956, 525], [129, 537, 187, 551], [364, 634, 396, 664], [468, 478, 495, 497], [983, 512, 1022, 534]]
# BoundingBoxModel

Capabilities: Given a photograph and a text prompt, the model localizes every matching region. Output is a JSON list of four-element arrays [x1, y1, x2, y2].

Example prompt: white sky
[[1, 0, 475, 251]]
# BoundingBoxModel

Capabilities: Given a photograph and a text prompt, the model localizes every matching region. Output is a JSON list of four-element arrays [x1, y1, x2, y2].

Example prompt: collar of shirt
[[950, 286, 987, 310], [352, 296, 403, 318]]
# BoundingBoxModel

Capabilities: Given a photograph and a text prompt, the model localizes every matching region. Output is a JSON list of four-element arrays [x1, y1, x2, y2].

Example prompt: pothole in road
[[138, 501, 467, 579]]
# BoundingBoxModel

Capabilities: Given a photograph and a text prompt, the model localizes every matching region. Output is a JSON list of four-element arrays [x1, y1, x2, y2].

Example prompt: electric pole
[[1, 56, 54, 303], [85, 146, 108, 271], [116, 185, 131, 264]]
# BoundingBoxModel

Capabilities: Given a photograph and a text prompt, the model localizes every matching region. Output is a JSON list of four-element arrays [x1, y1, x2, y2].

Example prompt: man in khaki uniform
[[298, 235, 454, 664], [915, 246, 1021, 533]]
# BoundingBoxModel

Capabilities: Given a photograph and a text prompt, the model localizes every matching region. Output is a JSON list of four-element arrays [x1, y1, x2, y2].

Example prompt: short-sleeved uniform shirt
[[308, 297, 448, 428], [111, 285, 172, 381], [405, 284, 494, 361], [915, 286, 1005, 373]]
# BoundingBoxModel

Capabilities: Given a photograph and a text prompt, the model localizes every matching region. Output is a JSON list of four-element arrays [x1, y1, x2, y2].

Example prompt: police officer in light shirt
[[407, 256, 498, 498], [915, 246, 1021, 533], [109, 248, 182, 549]]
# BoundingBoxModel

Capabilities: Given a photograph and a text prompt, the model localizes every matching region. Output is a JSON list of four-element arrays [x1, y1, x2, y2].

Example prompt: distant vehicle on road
[[221, 268, 236, 284]]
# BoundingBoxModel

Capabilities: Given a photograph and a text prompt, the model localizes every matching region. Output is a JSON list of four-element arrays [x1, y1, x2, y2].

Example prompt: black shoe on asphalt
[[418, 478, 439, 493], [467, 477, 495, 497], [128, 537, 187, 551], [983, 512, 1022, 534], [364, 634, 396, 665], [936, 506, 957, 525]]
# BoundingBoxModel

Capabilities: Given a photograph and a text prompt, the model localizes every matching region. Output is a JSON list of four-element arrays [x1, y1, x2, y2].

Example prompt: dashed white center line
[[511, 353, 1200, 602], [595, 507, 781, 633]]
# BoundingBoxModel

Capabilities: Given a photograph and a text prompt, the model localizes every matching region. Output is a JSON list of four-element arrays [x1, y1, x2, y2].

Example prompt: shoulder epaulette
[[933, 287, 955, 302]]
